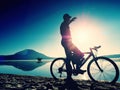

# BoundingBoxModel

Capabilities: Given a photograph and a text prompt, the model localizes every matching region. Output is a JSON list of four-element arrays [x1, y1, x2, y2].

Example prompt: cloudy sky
[[0, 0, 120, 57]]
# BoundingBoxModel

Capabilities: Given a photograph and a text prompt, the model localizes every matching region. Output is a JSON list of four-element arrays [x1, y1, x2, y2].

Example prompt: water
[[0, 58, 120, 82], [0, 59, 52, 77]]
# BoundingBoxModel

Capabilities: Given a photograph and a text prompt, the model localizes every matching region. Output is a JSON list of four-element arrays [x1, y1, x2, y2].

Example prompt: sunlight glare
[[70, 15, 106, 53]]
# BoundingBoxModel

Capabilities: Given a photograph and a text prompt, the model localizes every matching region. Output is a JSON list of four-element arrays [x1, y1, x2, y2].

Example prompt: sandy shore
[[0, 74, 120, 90]]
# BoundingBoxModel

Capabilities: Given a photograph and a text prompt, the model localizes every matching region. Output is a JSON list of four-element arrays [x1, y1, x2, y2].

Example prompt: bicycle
[[50, 46, 119, 83]]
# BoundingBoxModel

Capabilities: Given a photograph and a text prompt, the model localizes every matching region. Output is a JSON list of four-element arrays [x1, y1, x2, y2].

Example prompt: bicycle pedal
[[77, 69, 86, 74]]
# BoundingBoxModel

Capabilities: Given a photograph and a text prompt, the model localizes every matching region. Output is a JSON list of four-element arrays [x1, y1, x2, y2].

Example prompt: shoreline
[[0, 73, 120, 90]]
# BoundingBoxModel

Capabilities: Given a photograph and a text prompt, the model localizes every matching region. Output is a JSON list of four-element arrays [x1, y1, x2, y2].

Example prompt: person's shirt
[[60, 21, 71, 40]]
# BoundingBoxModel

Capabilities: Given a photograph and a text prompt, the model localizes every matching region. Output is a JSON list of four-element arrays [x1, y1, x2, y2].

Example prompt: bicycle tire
[[50, 58, 67, 80], [87, 57, 119, 83]]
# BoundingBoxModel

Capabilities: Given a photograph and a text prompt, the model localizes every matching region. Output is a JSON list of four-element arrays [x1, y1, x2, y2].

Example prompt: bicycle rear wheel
[[50, 58, 67, 80], [87, 57, 119, 83]]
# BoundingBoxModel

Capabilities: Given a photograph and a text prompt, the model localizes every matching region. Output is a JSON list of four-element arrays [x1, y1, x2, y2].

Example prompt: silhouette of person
[[60, 14, 86, 81]]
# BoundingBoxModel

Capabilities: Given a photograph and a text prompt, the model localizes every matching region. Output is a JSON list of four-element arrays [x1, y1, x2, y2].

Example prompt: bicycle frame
[[59, 46, 102, 72], [78, 46, 103, 72], [71, 46, 102, 71], [79, 51, 93, 68]]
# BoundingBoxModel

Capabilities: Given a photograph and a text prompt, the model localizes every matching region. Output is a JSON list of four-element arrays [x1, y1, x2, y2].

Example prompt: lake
[[0, 58, 120, 82]]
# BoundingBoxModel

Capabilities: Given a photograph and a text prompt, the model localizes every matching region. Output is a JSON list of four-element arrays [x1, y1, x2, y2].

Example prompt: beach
[[0, 74, 120, 90]]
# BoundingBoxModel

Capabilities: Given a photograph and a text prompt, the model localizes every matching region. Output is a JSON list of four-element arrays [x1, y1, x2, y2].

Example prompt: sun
[[70, 15, 106, 52], [71, 27, 91, 44]]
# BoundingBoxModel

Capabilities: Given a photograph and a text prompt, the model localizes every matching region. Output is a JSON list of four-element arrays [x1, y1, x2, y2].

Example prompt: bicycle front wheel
[[87, 57, 119, 83], [50, 58, 67, 80]]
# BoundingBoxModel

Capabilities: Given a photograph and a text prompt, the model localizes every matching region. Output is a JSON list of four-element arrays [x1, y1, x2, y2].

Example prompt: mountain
[[0, 49, 53, 60], [103, 54, 120, 58]]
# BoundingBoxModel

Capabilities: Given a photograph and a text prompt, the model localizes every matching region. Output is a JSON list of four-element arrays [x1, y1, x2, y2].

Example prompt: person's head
[[63, 14, 71, 21]]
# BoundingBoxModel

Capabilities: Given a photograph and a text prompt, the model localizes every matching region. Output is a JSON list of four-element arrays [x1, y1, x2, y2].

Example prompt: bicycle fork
[[92, 51, 103, 72], [94, 59, 103, 72]]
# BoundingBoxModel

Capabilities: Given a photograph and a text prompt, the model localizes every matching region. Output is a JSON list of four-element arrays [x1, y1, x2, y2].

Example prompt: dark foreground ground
[[0, 74, 120, 90]]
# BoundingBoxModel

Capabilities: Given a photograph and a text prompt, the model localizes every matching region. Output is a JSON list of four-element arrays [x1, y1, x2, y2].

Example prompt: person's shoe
[[64, 77, 74, 82], [77, 69, 86, 74], [64, 77, 77, 84]]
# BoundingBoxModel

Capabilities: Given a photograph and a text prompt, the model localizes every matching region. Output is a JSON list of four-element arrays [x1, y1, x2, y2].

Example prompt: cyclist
[[60, 13, 86, 81]]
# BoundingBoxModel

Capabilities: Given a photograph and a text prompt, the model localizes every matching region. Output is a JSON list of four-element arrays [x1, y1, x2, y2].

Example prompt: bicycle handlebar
[[90, 45, 101, 51], [84, 45, 101, 54]]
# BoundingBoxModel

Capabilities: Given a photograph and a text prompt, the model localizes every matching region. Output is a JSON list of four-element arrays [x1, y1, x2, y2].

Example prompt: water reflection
[[0, 60, 50, 71], [0, 59, 52, 77]]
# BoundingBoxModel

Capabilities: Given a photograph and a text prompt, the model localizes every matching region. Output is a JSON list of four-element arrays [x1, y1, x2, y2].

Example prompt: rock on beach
[[0, 74, 120, 90]]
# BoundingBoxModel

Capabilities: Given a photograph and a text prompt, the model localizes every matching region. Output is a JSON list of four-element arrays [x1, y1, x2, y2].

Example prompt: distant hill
[[103, 54, 120, 58], [0, 49, 53, 60]]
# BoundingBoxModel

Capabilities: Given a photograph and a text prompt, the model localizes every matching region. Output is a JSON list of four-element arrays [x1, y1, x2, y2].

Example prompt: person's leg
[[70, 42, 86, 74], [64, 49, 72, 79], [61, 40, 73, 79], [70, 42, 84, 63], [71, 43, 84, 58]]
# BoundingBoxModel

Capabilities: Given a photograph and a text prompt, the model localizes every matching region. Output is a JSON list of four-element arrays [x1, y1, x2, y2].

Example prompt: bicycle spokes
[[88, 57, 119, 83], [50, 58, 67, 80]]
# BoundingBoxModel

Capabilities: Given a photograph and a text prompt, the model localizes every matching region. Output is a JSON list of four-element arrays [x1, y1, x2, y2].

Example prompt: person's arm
[[69, 17, 77, 24]]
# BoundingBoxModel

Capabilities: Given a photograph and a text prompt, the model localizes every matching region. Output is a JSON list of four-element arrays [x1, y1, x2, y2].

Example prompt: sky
[[0, 0, 120, 57]]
